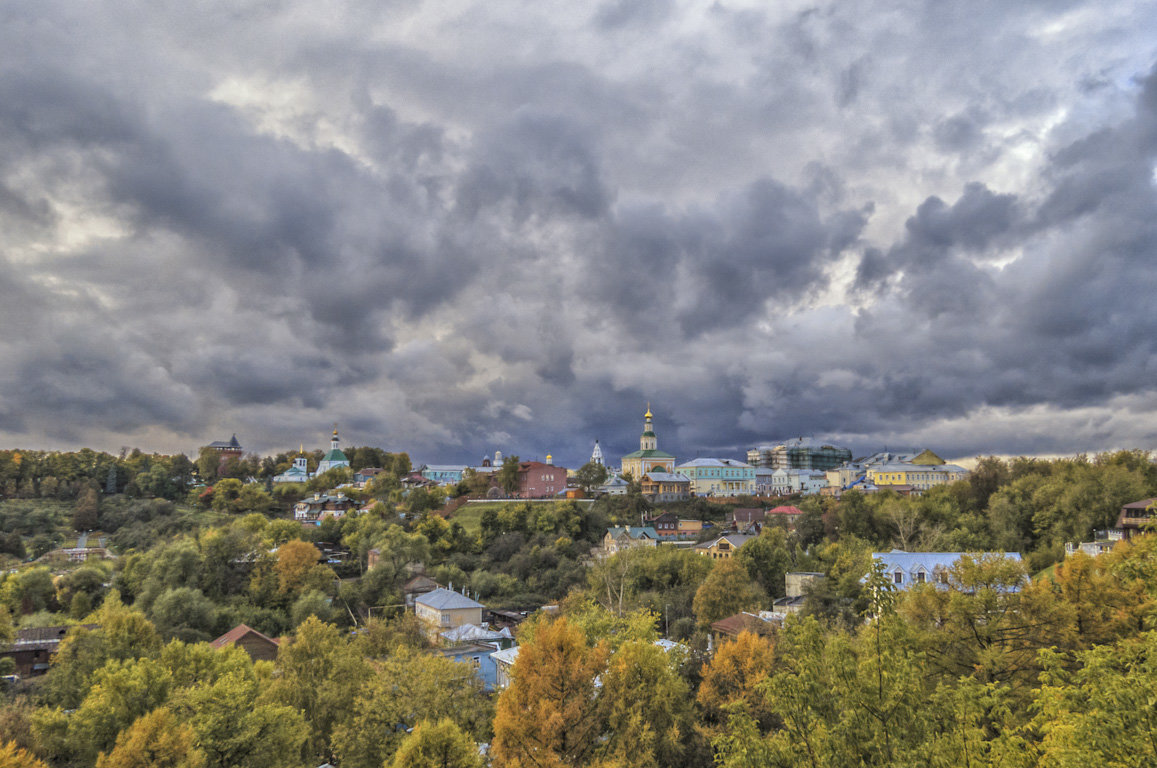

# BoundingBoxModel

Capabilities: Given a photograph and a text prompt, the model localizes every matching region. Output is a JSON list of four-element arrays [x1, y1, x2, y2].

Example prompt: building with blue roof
[[871, 550, 1022, 590]]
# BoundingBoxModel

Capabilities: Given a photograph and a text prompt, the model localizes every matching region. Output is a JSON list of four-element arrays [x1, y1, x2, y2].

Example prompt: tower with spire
[[315, 424, 351, 475], [590, 439, 605, 467], [620, 404, 676, 479]]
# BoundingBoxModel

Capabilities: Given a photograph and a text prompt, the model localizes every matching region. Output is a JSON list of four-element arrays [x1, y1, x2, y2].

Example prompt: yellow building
[[866, 463, 968, 491], [414, 587, 484, 640], [620, 406, 676, 479]]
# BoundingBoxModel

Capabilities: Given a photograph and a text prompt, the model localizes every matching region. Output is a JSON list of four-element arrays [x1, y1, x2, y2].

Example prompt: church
[[620, 406, 676, 479], [272, 426, 351, 483]]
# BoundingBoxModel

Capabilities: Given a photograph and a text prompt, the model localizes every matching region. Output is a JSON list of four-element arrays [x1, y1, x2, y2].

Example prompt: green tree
[[498, 456, 521, 497], [263, 616, 368, 762], [74, 484, 101, 530], [65, 657, 173, 764], [43, 592, 162, 709], [1035, 631, 1157, 768], [574, 462, 609, 495], [332, 649, 491, 768], [391, 719, 483, 768], [901, 553, 1070, 699], [737, 527, 793, 598], [150, 588, 218, 642], [95, 707, 206, 768], [692, 558, 765, 628], [598, 639, 692, 767], [196, 448, 221, 484]]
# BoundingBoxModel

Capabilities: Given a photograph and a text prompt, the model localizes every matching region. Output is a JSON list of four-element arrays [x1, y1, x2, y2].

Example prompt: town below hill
[[0, 439, 1154, 767]]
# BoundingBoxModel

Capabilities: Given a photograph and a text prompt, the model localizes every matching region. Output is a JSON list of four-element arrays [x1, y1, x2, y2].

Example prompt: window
[[915, 571, 926, 583], [893, 570, 903, 585]]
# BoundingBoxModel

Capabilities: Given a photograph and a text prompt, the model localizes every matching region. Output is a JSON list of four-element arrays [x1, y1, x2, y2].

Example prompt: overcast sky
[[1, 0, 1156, 466]]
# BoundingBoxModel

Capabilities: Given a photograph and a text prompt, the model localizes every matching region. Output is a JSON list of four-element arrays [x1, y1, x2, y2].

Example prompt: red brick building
[[517, 460, 568, 499]]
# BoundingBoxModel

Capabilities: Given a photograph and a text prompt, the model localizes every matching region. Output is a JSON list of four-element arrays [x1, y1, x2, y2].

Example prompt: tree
[[901, 553, 1070, 698], [95, 707, 206, 768], [210, 479, 244, 513], [173, 660, 306, 768], [697, 630, 778, 731], [574, 462, 609, 495], [391, 719, 483, 768], [736, 527, 793, 598], [263, 616, 369, 762], [274, 540, 323, 595], [598, 639, 692, 767], [43, 592, 162, 709], [1035, 631, 1157, 768], [65, 657, 173, 764], [692, 558, 766, 628], [196, 448, 221, 484], [492, 618, 608, 768], [74, 484, 101, 530], [332, 650, 491, 768], [0, 739, 49, 768], [498, 456, 521, 497], [150, 588, 218, 642]]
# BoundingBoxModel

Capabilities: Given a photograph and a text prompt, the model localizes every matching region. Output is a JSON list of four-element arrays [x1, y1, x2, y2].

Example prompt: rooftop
[[415, 587, 485, 611]]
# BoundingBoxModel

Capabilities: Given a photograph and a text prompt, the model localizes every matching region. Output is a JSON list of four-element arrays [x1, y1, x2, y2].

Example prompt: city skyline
[[1, 1, 1156, 464]]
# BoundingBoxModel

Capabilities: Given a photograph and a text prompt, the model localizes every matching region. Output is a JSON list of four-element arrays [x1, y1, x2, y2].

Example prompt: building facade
[[677, 458, 755, 496], [865, 463, 967, 492], [414, 588, 485, 638], [641, 472, 692, 502], [517, 459, 567, 498], [421, 465, 467, 485]]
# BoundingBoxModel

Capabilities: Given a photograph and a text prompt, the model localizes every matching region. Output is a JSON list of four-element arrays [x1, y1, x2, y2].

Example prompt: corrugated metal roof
[[415, 587, 484, 611]]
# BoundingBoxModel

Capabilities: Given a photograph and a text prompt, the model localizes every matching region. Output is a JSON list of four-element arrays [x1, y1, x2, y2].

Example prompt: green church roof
[[323, 448, 348, 462], [622, 449, 675, 460], [641, 431, 656, 438]]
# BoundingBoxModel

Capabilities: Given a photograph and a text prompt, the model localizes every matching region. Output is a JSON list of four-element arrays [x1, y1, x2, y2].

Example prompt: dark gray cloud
[[0, 0, 1155, 465]]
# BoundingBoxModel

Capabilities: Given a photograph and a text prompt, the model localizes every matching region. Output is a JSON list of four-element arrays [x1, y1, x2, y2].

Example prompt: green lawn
[[448, 503, 500, 536]]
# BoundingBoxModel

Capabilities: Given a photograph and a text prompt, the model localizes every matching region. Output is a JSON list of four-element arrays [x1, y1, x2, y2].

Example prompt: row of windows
[[892, 569, 950, 585]]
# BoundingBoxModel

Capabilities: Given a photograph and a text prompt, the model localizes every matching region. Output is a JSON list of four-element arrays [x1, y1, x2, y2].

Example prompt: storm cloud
[[1, 0, 1156, 465]]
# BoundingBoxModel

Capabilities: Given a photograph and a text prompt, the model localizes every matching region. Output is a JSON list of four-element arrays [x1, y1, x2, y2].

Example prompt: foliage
[[331, 649, 491, 768], [492, 617, 608, 768], [692, 558, 766, 628], [391, 718, 483, 768], [0, 739, 49, 768], [95, 707, 206, 768], [598, 639, 693, 767]]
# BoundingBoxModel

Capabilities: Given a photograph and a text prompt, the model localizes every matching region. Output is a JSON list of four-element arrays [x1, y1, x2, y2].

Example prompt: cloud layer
[[1, 0, 1156, 465]]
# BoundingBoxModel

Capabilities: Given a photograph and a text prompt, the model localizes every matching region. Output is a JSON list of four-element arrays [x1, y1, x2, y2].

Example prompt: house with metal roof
[[602, 525, 659, 555], [415, 588, 485, 638], [640, 472, 692, 502], [695, 533, 756, 559], [677, 458, 756, 497], [492, 645, 520, 689], [871, 550, 1023, 590]]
